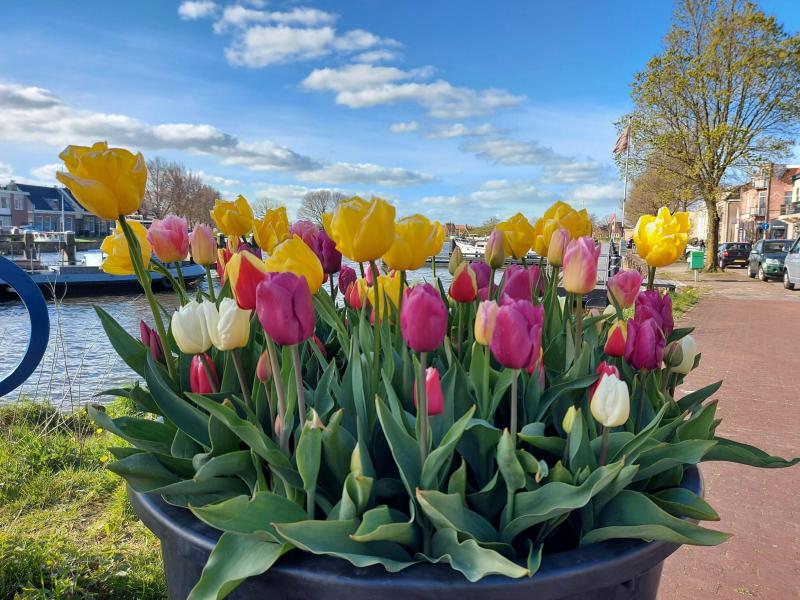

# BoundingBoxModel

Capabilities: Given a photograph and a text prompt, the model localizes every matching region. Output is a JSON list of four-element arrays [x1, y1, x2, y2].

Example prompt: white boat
[[453, 236, 489, 258]]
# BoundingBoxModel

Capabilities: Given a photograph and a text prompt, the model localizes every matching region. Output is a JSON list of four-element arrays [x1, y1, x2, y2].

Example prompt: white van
[[783, 237, 800, 290]]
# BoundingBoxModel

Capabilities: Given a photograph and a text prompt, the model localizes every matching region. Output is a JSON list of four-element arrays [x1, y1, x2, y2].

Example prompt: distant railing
[[779, 202, 800, 216]]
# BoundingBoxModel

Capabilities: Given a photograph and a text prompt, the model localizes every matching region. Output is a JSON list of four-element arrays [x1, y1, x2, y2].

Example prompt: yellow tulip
[[532, 201, 593, 256], [211, 195, 254, 237], [56, 141, 146, 220], [253, 206, 290, 253], [496, 213, 536, 259], [327, 196, 395, 262], [382, 214, 441, 271], [264, 235, 324, 293], [100, 220, 151, 275], [367, 272, 403, 310], [633, 207, 690, 268]]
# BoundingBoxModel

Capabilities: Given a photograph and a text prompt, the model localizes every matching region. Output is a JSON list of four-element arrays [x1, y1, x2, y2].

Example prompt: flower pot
[[129, 466, 702, 600]]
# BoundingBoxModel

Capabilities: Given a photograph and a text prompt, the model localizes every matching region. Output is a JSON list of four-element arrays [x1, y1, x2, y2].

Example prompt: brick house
[[734, 164, 800, 242], [779, 172, 800, 240]]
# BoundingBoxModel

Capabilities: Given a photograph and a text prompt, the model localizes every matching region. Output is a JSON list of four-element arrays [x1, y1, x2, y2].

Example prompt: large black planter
[[130, 466, 702, 600]]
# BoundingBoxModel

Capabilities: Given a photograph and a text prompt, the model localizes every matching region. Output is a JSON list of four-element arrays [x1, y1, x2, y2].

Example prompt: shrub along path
[[659, 270, 800, 599]]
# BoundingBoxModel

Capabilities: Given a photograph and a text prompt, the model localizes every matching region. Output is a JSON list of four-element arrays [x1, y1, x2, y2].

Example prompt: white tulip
[[590, 373, 630, 428], [671, 335, 698, 375], [171, 300, 211, 354], [204, 298, 251, 351]]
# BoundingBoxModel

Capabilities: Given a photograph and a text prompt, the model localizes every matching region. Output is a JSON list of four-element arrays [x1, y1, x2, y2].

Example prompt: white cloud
[[178, 1, 216, 20], [540, 161, 609, 185], [225, 25, 337, 67], [0, 162, 13, 180], [390, 121, 418, 133], [571, 182, 623, 205], [302, 63, 522, 119], [462, 138, 561, 166], [355, 49, 401, 64], [297, 162, 432, 186], [29, 163, 62, 183], [214, 6, 337, 32], [196, 170, 240, 187], [420, 195, 459, 206], [426, 122, 495, 139]]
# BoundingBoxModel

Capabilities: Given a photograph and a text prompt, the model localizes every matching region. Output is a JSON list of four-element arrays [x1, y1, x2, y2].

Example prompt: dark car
[[717, 242, 751, 269], [748, 238, 793, 281]]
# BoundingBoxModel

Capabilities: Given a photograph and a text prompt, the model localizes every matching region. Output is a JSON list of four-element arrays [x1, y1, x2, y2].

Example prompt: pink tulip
[[634, 290, 674, 337], [490, 300, 544, 369], [255, 272, 315, 346], [190, 354, 219, 394], [147, 215, 189, 263], [607, 270, 643, 309], [500, 264, 543, 303], [562, 236, 600, 294], [290, 220, 319, 247], [413, 367, 444, 416], [449, 262, 478, 303], [400, 283, 448, 353], [526, 349, 546, 393], [469, 262, 491, 290], [624, 317, 665, 370], [364, 263, 375, 286], [256, 351, 271, 382], [188, 223, 216, 266], [313, 230, 342, 274]]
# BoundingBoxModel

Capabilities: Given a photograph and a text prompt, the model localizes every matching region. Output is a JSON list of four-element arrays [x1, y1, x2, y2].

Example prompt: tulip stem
[[266, 336, 289, 452], [118, 215, 177, 380], [481, 345, 490, 419], [418, 352, 429, 463], [359, 262, 365, 278], [575, 293, 583, 351], [204, 265, 217, 303], [395, 272, 406, 346], [647, 266, 656, 291], [231, 349, 252, 409], [488, 268, 496, 299], [369, 260, 382, 398], [598, 425, 609, 466], [509, 369, 519, 446], [431, 256, 437, 279], [456, 303, 464, 359], [329, 276, 335, 301], [148, 258, 188, 304], [199, 353, 219, 393], [636, 369, 647, 432], [175, 261, 187, 292], [290, 345, 307, 424]]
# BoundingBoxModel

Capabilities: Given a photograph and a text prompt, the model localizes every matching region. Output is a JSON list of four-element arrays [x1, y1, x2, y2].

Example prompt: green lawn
[[0, 400, 165, 599]]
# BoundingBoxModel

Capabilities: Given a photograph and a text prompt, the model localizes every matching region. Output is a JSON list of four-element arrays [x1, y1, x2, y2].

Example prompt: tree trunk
[[704, 198, 720, 272]]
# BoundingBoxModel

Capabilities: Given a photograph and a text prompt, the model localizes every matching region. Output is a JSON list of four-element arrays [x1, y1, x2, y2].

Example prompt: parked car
[[748, 238, 793, 281], [717, 242, 751, 269], [783, 237, 800, 290]]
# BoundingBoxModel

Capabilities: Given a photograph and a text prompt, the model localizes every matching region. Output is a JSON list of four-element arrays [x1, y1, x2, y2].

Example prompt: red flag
[[613, 126, 630, 155]]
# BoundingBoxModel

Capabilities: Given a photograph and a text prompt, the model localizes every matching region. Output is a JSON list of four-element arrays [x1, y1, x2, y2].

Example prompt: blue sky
[[1, 0, 797, 223]]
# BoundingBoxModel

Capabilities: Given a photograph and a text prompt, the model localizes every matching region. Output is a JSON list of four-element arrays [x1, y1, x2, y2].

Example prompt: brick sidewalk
[[658, 279, 800, 599]]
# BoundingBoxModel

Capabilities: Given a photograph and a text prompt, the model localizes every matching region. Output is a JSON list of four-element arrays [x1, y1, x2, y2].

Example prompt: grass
[[0, 399, 166, 599], [621, 285, 703, 321]]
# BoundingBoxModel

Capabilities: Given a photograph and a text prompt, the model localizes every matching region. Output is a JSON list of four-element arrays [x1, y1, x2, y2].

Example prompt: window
[[757, 190, 767, 210], [785, 190, 793, 205], [0, 196, 7, 209], [14, 195, 24, 210]]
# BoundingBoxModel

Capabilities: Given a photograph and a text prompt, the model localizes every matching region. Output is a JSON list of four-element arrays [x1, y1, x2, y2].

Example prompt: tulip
[[449, 246, 465, 275], [449, 262, 477, 303], [139, 320, 165, 362], [227, 251, 270, 310], [496, 213, 535, 260], [313, 335, 328, 359], [256, 351, 272, 382], [171, 300, 212, 354], [100, 220, 151, 275], [634, 290, 674, 337], [604, 320, 628, 357], [253, 207, 290, 253], [202, 297, 252, 351], [189, 224, 216, 265], [432, 222, 446, 256], [624, 318, 665, 370], [364, 262, 375, 286], [345, 279, 365, 309], [400, 283, 448, 353], [668, 335, 698, 375], [532, 200, 593, 256], [500, 264, 543, 303], [383, 214, 441, 271], [264, 235, 324, 294], [490, 300, 544, 370], [562, 405, 577, 434], [413, 367, 444, 416], [289, 219, 319, 247], [147, 215, 189, 263], [590, 361, 620, 398], [338, 266, 357, 294], [562, 237, 600, 295], [313, 229, 342, 274], [634, 207, 690, 268], [211, 195, 254, 238], [469, 261, 491, 290], [216, 246, 232, 282], [590, 370, 630, 428], [547, 228, 570, 268], [56, 141, 146, 220], [526, 348, 546, 392], [474, 300, 499, 345], [607, 270, 643, 309], [484, 229, 506, 269], [366, 272, 402, 313], [190, 354, 219, 394], [255, 272, 315, 346], [326, 196, 396, 262]]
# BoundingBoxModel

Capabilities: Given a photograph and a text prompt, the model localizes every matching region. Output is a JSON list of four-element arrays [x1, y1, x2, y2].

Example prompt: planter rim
[[130, 466, 702, 597]]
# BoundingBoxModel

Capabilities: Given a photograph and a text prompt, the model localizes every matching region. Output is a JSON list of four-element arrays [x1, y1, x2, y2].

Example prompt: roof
[[14, 184, 81, 213]]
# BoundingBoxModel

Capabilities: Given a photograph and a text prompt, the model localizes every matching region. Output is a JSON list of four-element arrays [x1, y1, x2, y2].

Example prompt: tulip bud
[[449, 262, 478, 303], [227, 251, 270, 310], [604, 320, 628, 357], [364, 262, 375, 286], [345, 280, 364, 309], [202, 297, 252, 351], [274, 413, 283, 437], [338, 265, 357, 295], [484, 229, 505, 269], [474, 300, 499, 346], [189, 223, 217, 266], [190, 354, 219, 394], [255, 272, 315, 346], [562, 237, 600, 295], [216, 246, 231, 282], [400, 283, 448, 353], [562, 406, 577, 434], [171, 300, 212, 354], [313, 335, 328, 359], [607, 270, 643, 309], [147, 215, 189, 264], [256, 351, 272, 382], [547, 228, 570, 268], [139, 320, 165, 362], [448, 246, 465, 275], [590, 369, 630, 428], [413, 367, 444, 416], [668, 335, 697, 374], [526, 348, 546, 393], [309, 408, 326, 430], [490, 300, 544, 370]]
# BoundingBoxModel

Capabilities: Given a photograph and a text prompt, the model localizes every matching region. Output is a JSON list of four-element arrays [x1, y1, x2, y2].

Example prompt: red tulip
[[526, 348, 546, 393], [227, 250, 270, 310], [400, 283, 448, 353], [256, 351, 271, 382], [490, 300, 544, 369], [147, 215, 189, 263], [256, 272, 315, 346], [413, 367, 444, 416], [139, 320, 164, 362], [589, 361, 620, 399], [607, 270, 643, 309], [313, 335, 328, 359], [604, 320, 628, 357], [562, 236, 600, 294], [345, 281, 363, 309], [449, 262, 478, 302], [190, 354, 219, 394], [338, 265, 357, 294]]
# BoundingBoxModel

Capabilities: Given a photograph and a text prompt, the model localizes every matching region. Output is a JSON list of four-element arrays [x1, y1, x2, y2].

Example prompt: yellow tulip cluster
[[633, 207, 690, 267], [532, 201, 593, 256], [211, 195, 254, 238]]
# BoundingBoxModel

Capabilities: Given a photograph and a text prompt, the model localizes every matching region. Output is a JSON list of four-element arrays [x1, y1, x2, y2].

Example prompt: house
[[445, 223, 471, 236], [779, 172, 800, 240], [734, 164, 800, 242]]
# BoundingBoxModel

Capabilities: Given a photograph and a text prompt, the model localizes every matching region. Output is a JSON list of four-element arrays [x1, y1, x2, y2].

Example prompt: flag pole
[[620, 121, 631, 243]]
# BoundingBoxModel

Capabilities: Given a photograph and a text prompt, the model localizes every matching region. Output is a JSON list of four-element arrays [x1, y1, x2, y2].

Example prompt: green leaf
[[321, 409, 356, 488], [518, 422, 566, 456], [458, 419, 502, 488], [633, 440, 716, 481], [649, 488, 720, 521], [525, 541, 544, 577], [375, 396, 421, 498], [94, 305, 149, 377], [351, 504, 421, 547], [416, 489, 500, 542], [296, 423, 323, 494], [496, 429, 525, 492], [567, 408, 597, 472], [428, 529, 529, 582], [676, 380, 722, 412], [194, 451, 252, 483], [272, 519, 415, 572], [106, 452, 187, 492], [488, 368, 515, 417], [190, 492, 307, 541], [610, 405, 667, 464], [534, 374, 599, 421], [667, 326, 694, 344], [702, 437, 800, 468], [156, 477, 251, 508], [581, 490, 731, 547], [88, 404, 175, 455], [421, 406, 475, 490], [447, 460, 468, 500], [676, 401, 718, 441], [187, 532, 291, 600]]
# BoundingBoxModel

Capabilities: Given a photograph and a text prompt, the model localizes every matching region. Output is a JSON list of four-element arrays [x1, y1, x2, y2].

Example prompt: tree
[[143, 158, 219, 225], [626, 162, 700, 225], [624, 0, 800, 270], [252, 196, 285, 219], [297, 190, 348, 225], [468, 217, 500, 236]]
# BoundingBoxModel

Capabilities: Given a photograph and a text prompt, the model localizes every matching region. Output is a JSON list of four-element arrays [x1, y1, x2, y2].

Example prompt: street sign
[[689, 251, 705, 270], [759, 223, 770, 231]]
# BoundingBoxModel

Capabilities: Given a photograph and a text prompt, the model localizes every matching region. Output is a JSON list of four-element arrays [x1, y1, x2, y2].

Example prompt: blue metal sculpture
[[0, 256, 50, 397]]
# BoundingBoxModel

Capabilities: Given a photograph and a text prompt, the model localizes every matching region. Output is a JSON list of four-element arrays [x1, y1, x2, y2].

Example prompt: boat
[[450, 236, 543, 264]]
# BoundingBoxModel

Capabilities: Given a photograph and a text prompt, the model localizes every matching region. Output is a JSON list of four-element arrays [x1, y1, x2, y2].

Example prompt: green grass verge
[[0, 399, 166, 599]]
